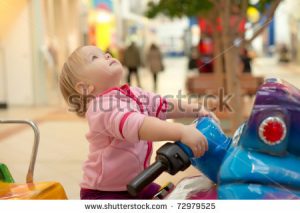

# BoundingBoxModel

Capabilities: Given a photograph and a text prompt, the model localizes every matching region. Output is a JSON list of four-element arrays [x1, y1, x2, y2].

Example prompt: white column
[[113, 0, 124, 47], [0, 46, 7, 107], [30, 0, 48, 105], [1, 2, 34, 106]]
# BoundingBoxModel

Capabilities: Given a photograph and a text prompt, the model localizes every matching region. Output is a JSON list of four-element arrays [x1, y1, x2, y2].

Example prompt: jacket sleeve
[[133, 87, 168, 120], [86, 96, 146, 143]]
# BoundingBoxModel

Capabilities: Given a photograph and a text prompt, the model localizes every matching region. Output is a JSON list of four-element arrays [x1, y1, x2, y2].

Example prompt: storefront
[[84, 0, 117, 53]]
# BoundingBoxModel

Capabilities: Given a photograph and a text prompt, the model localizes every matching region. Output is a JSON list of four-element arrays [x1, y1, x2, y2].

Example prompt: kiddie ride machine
[[127, 78, 300, 199], [1, 78, 300, 199], [0, 120, 67, 199]]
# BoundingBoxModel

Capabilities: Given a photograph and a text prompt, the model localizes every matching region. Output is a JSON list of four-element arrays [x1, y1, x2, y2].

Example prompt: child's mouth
[[109, 60, 117, 66]]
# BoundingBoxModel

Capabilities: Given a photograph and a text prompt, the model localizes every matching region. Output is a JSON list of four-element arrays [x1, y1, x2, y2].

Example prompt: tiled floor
[[1, 56, 300, 199]]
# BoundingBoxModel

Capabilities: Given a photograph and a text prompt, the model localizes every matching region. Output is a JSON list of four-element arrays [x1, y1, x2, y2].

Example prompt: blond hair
[[59, 46, 89, 117]]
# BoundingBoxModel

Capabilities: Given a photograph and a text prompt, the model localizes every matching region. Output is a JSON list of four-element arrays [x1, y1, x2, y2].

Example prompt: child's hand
[[180, 124, 208, 158], [198, 108, 220, 124]]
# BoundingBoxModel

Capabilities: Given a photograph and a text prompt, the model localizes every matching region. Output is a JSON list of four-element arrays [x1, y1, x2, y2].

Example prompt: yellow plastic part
[[0, 181, 68, 200]]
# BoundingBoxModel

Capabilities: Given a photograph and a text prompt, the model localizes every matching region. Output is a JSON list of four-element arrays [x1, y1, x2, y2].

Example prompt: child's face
[[80, 46, 123, 90]]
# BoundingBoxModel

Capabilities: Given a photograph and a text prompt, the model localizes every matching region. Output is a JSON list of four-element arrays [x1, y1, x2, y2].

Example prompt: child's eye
[[92, 55, 98, 61]]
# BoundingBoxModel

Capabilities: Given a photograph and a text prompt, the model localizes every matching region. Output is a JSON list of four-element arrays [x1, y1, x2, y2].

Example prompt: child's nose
[[104, 53, 111, 60]]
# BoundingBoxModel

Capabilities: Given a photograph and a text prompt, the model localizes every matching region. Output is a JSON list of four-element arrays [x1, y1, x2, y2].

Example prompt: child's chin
[[112, 66, 123, 75], [111, 68, 123, 80]]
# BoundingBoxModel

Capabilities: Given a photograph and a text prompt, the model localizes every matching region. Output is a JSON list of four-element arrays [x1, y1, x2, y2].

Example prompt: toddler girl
[[59, 46, 218, 199]]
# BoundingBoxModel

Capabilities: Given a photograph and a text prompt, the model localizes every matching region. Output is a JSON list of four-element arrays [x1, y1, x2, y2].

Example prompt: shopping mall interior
[[1, 0, 300, 199]]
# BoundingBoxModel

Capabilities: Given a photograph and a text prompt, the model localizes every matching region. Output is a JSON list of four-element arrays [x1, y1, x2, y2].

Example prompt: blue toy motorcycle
[[128, 78, 300, 199]]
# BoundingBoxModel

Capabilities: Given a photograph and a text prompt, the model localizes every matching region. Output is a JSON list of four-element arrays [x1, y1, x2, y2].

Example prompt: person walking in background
[[188, 46, 199, 71], [146, 44, 164, 91], [124, 42, 142, 87], [278, 44, 290, 63], [240, 48, 252, 73]]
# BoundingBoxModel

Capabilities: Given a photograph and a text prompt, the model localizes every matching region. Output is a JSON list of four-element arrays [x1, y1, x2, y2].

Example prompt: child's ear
[[75, 82, 95, 95]]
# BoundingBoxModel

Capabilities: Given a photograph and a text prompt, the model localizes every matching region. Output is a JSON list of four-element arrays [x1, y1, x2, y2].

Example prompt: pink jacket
[[80, 84, 168, 191]]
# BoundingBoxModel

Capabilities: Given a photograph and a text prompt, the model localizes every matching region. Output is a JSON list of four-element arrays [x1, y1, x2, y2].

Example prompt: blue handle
[[176, 117, 232, 183]]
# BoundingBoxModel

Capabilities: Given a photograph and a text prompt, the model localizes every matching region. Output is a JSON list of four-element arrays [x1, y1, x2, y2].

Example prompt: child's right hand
[[180, 124, 208, 158]]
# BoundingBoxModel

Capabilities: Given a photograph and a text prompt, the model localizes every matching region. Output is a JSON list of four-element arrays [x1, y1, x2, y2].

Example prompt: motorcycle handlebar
[[127, 160, 167, 197]]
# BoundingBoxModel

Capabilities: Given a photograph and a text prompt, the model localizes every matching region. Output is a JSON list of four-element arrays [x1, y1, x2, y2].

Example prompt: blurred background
[[1, 0, 300, 199]]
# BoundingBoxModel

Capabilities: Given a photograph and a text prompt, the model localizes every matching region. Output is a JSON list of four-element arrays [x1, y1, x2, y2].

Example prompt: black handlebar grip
[[127, 160, 167, 196]]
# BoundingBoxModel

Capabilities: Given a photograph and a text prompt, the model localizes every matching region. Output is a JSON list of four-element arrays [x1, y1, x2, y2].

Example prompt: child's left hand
[[198, 108, 220, 124]]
